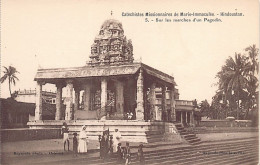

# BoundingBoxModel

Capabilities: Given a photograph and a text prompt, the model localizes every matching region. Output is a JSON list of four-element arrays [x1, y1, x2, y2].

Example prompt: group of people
[[61, 123, 145, 164], [61, 122, 89, 156], [100, 128, 145, 165]]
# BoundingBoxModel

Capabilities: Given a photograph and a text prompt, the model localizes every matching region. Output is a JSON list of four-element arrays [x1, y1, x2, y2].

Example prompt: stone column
[[135, 69, 144, 120], [55, 83, 63, 120], [115, 81, 124, 116], [74, 88, 80, 111], [180, 112, 183, 124], [101, 78, 107, 118], [185, 111, 188, 123], [190, 111, 194, 126], [65, 80, 73, 120], [149, 83, 156, 121], [35, 81, 44, 120], [170, 87, 176, 121], [161, 85, 167, 121], [83, 82, 91, 111]]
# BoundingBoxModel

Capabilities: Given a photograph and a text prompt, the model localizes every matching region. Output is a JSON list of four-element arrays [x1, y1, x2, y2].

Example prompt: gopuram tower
[[87, 19, 134, 66]]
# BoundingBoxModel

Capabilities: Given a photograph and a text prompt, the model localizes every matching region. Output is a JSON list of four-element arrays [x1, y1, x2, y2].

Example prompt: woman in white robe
[[113, 129, 122, 153], [78, 125, 88, 153]]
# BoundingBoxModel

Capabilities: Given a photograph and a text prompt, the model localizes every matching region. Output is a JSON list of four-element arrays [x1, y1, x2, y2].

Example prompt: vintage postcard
[[1, 0, 259, 164]]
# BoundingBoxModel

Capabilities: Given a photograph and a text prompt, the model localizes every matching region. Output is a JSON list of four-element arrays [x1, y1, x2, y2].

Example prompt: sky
[[1, 0, 259, 103]]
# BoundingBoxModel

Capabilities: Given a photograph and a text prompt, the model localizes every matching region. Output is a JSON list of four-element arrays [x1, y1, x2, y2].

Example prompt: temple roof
[[34, 63, 176, 86], [88, 19, 134, 65]]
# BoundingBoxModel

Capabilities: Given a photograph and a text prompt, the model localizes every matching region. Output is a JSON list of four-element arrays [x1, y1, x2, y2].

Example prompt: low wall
[[199, 120, 252, 127], [1, 128, 62, 142], [187, 127, 259, 134], [27, 120, 167, 143]]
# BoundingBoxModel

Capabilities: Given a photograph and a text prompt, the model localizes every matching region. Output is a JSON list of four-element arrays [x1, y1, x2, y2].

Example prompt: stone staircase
[[175, 123, 201, 145]]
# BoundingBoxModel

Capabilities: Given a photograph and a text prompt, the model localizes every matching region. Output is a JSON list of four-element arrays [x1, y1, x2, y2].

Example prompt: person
[[61, 122, 69, 151], [137, 144, 145, 164], [117, 143, 123, 163], [113, 129, 122, 153], [101, 131, 109, 160], [78, 125, 88, 153], [73, 133, 78, 156], [124, 142, 131, 165]]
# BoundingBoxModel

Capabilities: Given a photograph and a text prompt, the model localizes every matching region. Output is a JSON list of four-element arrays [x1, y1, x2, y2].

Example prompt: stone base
[[27, 120, 177, 143]]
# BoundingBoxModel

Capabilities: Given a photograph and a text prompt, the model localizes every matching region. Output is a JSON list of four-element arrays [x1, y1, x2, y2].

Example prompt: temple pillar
[[115, 81, 124, 116], [190, 111, 194, 126], [185, 111, 188, 123], [55, 83, 63, 120], [35, 81, 44, 120], [65, 80, 73, 120], [162, 85, 167, 121], [170, 86, 176, 121], [149, 83, 156, 121], [101, 78, 107, 118], [74, 88, 80, 111], [136, 69, 144, 120], [180, 112, 183, 124], [83, 81, 91, 111]]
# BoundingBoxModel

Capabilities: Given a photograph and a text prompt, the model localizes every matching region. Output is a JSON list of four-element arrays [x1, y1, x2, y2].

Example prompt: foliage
[[212, 45, 259, 120], [0, 66, 19, 97]]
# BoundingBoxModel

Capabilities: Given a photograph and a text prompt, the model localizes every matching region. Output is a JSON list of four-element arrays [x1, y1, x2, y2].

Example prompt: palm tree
[[245, 45, 259, 75], [0, 66, 19, 97], [216, 53, 248, 119]]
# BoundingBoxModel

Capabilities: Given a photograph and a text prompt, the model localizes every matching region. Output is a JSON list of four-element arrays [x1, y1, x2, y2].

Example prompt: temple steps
[[174, 123, 202, 145], [59, 139, 257, 165]]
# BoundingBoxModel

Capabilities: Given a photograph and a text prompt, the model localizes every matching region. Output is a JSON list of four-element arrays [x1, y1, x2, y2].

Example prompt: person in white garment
[[78, 125, 89, 153], [113, 129, 122, 153]]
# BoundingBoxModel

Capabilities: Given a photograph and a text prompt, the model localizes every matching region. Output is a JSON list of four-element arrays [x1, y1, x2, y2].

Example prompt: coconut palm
[[216, 53, 249, 119], [0, 66, 19, 97]]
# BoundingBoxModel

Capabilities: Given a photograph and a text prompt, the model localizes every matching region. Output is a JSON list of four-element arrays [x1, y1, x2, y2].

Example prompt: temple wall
[[74, 110, 98, 120], [27, 120, 172, 143]]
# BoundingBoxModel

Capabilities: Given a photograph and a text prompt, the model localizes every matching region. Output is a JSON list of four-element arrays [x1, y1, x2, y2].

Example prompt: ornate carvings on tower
[[88, 19, 134, 65]]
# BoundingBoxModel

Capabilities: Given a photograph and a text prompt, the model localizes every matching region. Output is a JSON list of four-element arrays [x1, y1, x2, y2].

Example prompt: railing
[[175, 100, 194, 106], [17, 89, 56, 95]]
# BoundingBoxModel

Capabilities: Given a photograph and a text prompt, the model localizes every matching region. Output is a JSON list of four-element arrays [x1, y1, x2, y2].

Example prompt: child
[[137, 144, 145, 164], [73, 133, 78, 156], [124, 142, 131, 165], [117, 143, 123, 162]]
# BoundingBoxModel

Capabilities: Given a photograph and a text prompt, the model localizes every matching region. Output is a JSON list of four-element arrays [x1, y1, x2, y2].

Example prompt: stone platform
[[27, 120, 180, 143]]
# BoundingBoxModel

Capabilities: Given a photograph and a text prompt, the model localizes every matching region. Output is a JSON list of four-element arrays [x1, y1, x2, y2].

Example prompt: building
[[155, 88, 196, 126], [14, 89, 56, 104], [0, 98, 61, 128], [27, 19, 195, 142]]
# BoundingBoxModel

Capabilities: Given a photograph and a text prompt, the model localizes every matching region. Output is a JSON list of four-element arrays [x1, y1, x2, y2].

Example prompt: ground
[[1, 132, 259, 165]]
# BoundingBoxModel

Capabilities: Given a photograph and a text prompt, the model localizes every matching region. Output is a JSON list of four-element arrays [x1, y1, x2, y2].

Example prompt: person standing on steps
[[137, 144, 145, 164], [78, 125, 88, 153], [73, 133, 78, 157], [113, 129, 122, 153], [61, 122, 69, 151]]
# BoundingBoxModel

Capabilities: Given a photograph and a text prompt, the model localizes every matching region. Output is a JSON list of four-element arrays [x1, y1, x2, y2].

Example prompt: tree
[[214, 45, 259, 120], [0, 66, 19, 97], [199, 100, 210, 118]]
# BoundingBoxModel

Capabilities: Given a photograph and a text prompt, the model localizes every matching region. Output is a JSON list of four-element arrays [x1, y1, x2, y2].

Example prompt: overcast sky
[[1, 0, 259, 103]]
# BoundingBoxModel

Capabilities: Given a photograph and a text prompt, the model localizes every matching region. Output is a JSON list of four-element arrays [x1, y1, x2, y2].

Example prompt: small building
[[0, 98, 62, 128], [14, 89, 56, 104], [155, 88, 196, 126]]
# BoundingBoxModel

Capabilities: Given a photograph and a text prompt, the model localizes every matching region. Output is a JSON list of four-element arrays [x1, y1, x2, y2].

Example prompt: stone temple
[[28, 19, 195, 142]]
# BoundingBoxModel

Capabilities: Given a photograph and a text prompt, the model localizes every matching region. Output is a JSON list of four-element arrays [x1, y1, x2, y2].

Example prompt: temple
[[28, 19, 196, 142]]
